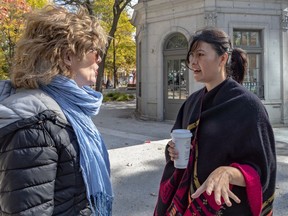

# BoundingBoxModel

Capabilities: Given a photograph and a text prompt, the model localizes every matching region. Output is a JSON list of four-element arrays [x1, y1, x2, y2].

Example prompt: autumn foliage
[[0, 0, 31, 78]]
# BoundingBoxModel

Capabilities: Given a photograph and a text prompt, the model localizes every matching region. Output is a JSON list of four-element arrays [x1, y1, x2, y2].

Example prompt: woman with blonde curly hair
[[0, 5, 113, 216]]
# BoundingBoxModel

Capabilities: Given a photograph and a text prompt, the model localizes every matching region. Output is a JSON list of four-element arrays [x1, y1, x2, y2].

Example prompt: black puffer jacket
[[0, 83, 91, 215]]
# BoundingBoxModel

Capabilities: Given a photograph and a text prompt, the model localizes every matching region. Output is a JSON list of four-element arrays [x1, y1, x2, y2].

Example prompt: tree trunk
[[96, 0, 132, 91]]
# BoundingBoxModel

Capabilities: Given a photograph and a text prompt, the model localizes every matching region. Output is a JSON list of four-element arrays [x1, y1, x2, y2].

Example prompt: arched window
[[164, 33, 188, 50], [163, 33, 189, 120]]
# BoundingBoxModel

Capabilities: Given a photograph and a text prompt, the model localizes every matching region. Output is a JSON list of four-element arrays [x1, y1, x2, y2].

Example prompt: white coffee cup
[[171, 129, 192, 169]]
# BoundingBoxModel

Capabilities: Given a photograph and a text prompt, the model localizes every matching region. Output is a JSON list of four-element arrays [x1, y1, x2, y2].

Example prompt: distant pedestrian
[[154, 27, 276, 216], [0, 5, 113, 216], [106, 78, 112, 89]]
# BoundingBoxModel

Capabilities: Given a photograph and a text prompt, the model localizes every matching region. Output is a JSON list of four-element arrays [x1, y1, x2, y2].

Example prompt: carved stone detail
[[205, 11, 217, 27]]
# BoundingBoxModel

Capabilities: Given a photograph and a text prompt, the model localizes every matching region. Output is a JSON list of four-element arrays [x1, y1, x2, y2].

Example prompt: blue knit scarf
[[41, 76, 113, 216]]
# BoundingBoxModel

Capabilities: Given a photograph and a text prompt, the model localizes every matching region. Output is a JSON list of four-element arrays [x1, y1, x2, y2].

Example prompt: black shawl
[[154, 78, 276, 216]]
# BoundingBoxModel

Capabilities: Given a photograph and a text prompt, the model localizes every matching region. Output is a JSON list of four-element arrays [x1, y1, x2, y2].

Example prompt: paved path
[[93, 100, 288, 216]]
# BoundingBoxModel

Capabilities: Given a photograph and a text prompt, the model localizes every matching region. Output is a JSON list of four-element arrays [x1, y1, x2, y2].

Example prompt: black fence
[[243, 81, 264, 99]]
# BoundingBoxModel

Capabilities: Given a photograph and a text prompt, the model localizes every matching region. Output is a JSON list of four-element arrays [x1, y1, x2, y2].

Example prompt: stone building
[[131, 0, 288, 125]]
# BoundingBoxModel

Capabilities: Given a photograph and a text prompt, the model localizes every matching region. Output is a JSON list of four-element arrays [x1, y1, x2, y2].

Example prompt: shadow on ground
[[108, 142, 167, 216]]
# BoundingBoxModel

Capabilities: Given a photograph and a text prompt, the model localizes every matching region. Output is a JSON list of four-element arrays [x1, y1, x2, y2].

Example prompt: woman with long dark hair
[[154, 27, 276, 216]]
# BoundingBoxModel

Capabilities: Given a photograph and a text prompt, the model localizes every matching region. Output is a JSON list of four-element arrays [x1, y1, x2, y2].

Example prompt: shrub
[[103, 92, 135, 102]]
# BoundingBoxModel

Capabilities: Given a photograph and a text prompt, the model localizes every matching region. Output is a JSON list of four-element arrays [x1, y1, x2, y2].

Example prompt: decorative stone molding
[[205, 11, 217, 27], [282, 8, 288, 32]]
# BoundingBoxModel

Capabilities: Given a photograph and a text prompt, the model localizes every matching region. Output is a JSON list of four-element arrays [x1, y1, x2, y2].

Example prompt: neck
[[205, 75, 226, 92]]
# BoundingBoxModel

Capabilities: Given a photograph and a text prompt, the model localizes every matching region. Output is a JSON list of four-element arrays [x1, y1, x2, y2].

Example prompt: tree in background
[[55, 0, 135, 91], [0, 0, 30, 79], [0, 0, 136, 90], [0, 0, 48, 80], [95, 0, 136, 88], [26, 0, 49, 8]]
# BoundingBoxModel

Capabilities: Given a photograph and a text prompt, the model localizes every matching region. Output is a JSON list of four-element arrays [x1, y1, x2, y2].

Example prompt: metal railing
[[243, 81, 264, 99]]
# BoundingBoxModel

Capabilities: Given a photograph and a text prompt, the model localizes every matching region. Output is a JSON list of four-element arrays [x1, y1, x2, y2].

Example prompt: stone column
[[281, 8, 288, 125]]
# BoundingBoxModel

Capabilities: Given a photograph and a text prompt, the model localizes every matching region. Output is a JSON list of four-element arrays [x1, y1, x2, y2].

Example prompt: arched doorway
[[163, 33, 188, 120]]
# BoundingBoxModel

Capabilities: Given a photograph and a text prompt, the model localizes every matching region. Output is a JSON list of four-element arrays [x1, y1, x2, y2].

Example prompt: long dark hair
[[186, 27, 248, 84]]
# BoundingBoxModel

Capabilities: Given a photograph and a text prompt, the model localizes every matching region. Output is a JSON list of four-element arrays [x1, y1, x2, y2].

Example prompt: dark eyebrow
[[189, 49, 205, 55]]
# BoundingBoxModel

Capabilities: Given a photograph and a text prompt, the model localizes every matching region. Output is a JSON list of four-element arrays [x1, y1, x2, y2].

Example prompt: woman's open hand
[[191, 166, 245, 207]]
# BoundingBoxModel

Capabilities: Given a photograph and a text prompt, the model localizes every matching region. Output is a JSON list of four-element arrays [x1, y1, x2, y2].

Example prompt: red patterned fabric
[[231, 163, 262, 216]]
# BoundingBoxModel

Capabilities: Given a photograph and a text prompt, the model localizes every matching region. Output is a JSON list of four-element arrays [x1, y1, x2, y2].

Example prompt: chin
[[87, 78, 96, 85], [193, 76, 201, 82]]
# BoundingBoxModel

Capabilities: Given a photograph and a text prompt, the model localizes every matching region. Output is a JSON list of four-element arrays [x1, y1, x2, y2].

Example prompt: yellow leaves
[[0, 0, 48, 76], [26, 0, 49, 9], [0, 0, 31, 31], [0, 0, 32, 75]]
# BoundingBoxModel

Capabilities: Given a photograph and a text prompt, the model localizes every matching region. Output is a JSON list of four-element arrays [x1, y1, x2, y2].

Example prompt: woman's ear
[[63, 51, 72, 66], [219, 52, 229, 67]]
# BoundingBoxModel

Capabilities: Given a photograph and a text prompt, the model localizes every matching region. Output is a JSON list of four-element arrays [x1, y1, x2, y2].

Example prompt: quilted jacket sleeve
[[0, 115, 59, 215]]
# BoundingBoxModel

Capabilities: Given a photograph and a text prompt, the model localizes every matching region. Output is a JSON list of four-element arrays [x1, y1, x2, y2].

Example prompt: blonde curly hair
[[11, 5, 108, 89]]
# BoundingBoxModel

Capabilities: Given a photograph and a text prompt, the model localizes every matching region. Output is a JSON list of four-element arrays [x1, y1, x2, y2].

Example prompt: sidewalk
[[92, 100, 288, 216]]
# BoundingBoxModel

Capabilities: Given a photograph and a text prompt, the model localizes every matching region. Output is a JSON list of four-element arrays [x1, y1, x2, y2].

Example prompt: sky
[[128, 0, 138, 17]]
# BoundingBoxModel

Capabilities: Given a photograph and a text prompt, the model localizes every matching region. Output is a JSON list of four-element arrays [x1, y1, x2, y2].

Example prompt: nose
[[192, 54, 197, 63], [188, 53, 197, 67], [96, 54, 102, 63]]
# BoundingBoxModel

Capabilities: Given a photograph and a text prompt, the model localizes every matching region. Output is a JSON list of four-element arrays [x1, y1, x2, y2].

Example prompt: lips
[[193, 69, 201, 73]]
